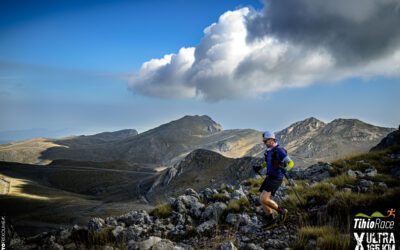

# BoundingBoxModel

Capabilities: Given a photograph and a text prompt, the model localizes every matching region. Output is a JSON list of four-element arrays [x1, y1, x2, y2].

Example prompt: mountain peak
[[168, 115, 223, 134], [274, 117, 325, 150]]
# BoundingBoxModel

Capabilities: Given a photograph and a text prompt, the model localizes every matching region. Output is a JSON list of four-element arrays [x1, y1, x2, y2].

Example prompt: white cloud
[[129, 1, 400, 101]]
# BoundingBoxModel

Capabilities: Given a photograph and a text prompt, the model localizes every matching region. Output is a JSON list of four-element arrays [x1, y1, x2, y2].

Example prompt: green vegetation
[[293, 226, 350, 250], [331, 145, 400, 175], [211, 193, 231, 202], [280, 146, 400, 248], [150, 203, 173, 218], [226, 197, 250, 213], [242, 177, 263, 188], [71, 227, 126, 249]]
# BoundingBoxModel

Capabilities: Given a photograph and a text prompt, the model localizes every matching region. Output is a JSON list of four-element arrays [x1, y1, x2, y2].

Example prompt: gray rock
[[231, 187, 247, 200], [377, 182, 388, 189], [174, 195, 204, 218], [136, 236, 162, 250], [151, 239, 175, 250], [343, 188, 352, 192], [290, 162, 333, 182], [239, 215, 261, 234], [189, 201, 204, 219], [112, 226, 125, 238], [171, 212, 186, 225], [241, 243, 263, 250], [239, 243, 263, 250], [226, 213, 238, 225], [184, 188, 200, 199], [226, 184, 235, 192], [365, 167, 377, 177], [359, 179, 374, 188], [173, 199, 187, 213], [203, 202, 227, 221], [177, 195, 200, 207], [87, 217, 105, 233], [220, 241, 238, 250], [347, 169, 365, 178], [199, 188, 217, 201], [196, 220, 217, 235], [118, 210, 152, 226], [119, 225, 142, 243], [58, 228, 72, 243], [105, 217, 118, 226]]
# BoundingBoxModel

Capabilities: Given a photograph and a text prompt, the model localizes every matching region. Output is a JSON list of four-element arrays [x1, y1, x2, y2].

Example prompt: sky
[[0, 0, 399, 141]]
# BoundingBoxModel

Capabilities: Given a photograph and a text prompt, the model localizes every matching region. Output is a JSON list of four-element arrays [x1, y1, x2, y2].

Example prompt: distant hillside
[[248, 117, 395, 167], [0, 116, 261, 166], [147, 149, 261, 201]]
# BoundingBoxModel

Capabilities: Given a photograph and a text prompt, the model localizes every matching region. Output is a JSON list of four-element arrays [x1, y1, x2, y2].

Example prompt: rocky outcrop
[[147, 149, 262, 200], [370, 126, 400, 151], [289, 162, 333, 182]]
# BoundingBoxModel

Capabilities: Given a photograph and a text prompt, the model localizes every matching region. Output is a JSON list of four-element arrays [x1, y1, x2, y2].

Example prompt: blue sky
[[0, 0, 399, 141]]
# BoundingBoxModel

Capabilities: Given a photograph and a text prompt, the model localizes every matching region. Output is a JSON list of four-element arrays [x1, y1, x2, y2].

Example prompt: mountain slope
[[289, 119, 394, 165], [370, 126, 400, 151], [147, 149, 261, 201], [248, 118, 394, 166], [0, 115, 261, 166]]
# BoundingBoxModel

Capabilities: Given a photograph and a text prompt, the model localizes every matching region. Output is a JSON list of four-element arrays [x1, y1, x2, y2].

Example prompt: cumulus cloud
[[129, 0, 400, 101]]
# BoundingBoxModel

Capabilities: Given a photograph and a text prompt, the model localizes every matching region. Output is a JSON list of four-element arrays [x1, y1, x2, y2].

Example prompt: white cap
[[262, 131, 275, 140]]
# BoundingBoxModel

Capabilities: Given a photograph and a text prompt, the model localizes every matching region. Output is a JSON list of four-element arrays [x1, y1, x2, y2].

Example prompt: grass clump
[[326, 173, 357, 188], [226, 197, 250, 213], [242, 177, 263, 188], [149, 203, 173, 218], [72, 227, 117, 249], [284, 182, 336, 209], [211, 193, 231, 202], [293, 226, 349, 250]]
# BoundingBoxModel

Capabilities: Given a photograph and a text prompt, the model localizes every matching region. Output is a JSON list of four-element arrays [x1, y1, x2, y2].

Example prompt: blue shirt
[[264, 145, 287, 180]]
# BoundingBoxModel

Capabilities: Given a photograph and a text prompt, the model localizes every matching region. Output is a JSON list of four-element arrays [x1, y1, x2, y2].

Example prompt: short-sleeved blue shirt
[[264, 145, 287, 180]]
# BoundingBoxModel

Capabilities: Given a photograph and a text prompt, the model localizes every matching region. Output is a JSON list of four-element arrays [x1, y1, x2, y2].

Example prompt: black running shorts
[[259, 176, 283, 196]]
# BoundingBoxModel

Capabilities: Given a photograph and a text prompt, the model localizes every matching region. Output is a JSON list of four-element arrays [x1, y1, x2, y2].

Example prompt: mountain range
[[0, 115, 394, 167]]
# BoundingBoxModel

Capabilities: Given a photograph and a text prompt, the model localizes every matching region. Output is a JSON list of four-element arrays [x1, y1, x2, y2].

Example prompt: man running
[[253, 131, 294, 226]]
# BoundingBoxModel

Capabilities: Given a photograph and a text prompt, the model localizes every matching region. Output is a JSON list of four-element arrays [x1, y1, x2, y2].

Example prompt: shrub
[[211, 193, 231, 202], [150, 203, 173, 218], [226, 197, 250, 213], [242, 177, 263, 188]]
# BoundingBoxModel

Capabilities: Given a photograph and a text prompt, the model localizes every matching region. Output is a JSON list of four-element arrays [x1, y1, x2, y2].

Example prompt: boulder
[[151, 239, 175, 250], [290, 163, 333, 182], [377, 182, 388, 189], [230, 187, 247, 200], [347, 169, 364, 178], [220, 241, 238, 250], [196, 220, 217, 235], [359, 179, 374, 188], [239, 243, 263, 250], [364, 167, 377, 177], [184, 188, 200, 199], [136, 236, 162, 250], [118, 210, 152, 226], [87, 218, 105, 233], [202, 202, 227, 221]]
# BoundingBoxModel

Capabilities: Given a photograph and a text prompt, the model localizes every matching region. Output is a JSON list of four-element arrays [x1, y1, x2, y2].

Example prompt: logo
[[1, 216, 6, 250], [352, 208, 398, 250]]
